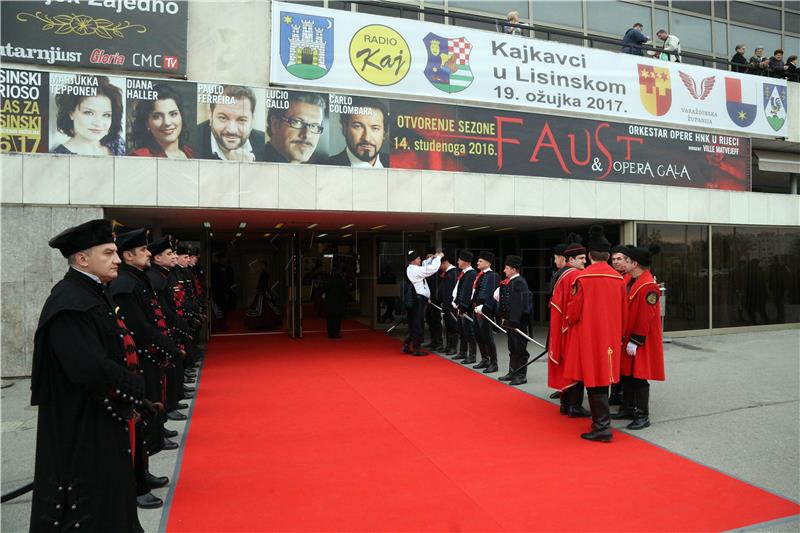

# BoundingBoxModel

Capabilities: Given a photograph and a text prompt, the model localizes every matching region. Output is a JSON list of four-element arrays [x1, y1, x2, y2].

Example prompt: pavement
[[2, 328, 799, 532]]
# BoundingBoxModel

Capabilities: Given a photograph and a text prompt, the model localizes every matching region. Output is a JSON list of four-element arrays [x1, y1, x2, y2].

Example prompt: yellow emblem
[[646, 292, 658, 305], [349, 25, 410, 86]]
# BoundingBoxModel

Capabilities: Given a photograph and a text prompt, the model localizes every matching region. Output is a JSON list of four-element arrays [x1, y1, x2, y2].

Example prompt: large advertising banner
[[1, 0, 188, 76], [269, 1, 789, 139], [0, 67, 751, 191]]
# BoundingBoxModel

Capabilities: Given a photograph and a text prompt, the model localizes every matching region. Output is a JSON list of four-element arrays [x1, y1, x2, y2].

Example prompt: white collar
[[346, 147, 383, 168], [210, 130, 253, 160], [71, 266, 102, 284]]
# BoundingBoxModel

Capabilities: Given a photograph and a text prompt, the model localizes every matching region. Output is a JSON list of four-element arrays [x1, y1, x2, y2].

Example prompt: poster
[[1, 0, 188, 76], [263, 89, 330, 164], [126, 78, 197, 158], [1, 68, 49, 153], [269, 1, 789, 139], [194, 83, 267, 161]]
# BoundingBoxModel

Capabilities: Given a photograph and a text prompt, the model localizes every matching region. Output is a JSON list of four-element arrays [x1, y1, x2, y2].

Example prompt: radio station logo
[[279, 11, 334, 80], [763, 83, 787, 132], [349, 25, 410, 86], [638, 64, 672, 116], [678, 71, 715, 100], [724, 77, 757, 127], [422, 33, 473, 94]]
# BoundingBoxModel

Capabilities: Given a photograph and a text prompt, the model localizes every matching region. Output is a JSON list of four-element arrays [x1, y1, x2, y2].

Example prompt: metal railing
[[348, 0, 798, 81]]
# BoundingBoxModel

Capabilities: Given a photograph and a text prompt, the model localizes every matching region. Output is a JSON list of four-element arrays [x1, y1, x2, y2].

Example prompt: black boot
[[581, 389, 613, 442], [549, 391, 561, 399], [483, 346, 498, 374], [473, 343, 489, 368], [402, 340, 412, 354], [445, 334, 459, 355], [609, 382, 622, 406], [627, 380, 651, 430], [452, 338, 467, 360], [611, 376, 636, 420], [462, 342, 476, 365], [568, 383, 591, 418], [411, 341, 428, 356], [559, 388, 570, 415]]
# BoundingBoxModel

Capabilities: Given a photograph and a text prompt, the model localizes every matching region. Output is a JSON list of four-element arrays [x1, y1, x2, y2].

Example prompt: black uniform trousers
[[407, 295, 428, 349], [459, 311, 477, 353], [508, 321, 531, 376], [443, 307, 459, 344], [475, 311, 496, 359], [425, 303, 443, 346]]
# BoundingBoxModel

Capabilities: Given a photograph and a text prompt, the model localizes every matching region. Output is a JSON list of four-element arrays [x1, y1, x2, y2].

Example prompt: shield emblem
[[763, 83, 788, 132], [279, 12, 334, 80], [725, 78, 757, 127], [638, 64, 672, 116], [423, 32, 474, 94]]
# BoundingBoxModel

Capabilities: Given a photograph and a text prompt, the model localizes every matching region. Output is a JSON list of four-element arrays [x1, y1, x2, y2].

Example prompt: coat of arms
[[279, 12, 333, 80], [725, 77, 757, 127], [763, 83, 788, 132], [638, 64, 672, 116], [423, 33, 473, 93]]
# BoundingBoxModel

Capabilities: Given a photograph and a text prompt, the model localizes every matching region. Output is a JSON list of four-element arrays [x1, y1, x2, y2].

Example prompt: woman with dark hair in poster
[[131, 83, 195, 158], [51, 75, 125, 155]]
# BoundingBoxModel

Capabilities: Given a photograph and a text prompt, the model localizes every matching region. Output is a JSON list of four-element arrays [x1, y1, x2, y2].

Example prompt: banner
[[0, 67, 751, 191], [269, 1, 788, 139], [1, 0, 188, 76]]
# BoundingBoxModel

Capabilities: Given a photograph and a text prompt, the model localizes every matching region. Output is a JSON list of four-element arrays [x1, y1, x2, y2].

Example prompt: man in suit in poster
[[265, 91, 327, 164], [327, 96, 389, 168], [196, 85, 267, 162]]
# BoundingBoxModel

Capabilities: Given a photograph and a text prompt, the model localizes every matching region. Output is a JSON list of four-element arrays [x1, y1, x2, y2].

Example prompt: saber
[[428, 301, 443, 311], [480, 313, 546, 350], [386, 317, 406, 334], [510, 348, 549, 375]]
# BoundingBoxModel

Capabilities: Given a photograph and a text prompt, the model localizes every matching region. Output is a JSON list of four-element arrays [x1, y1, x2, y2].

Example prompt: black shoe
[[462, 356, 476, 365], [137, 493, 163, 509], [452, 353, 467, 360], [183, 386, 196, 393], [559, 405, 569, 415], [581, 391, 613, 442], [498, 372, 514, 382], [611, 409, 635, 420], [430, 345, 444, 352], [509, 375, 527, 386], [184, 378, 195, 384], [402, 344, 412, 354], [580, 430, 613, 443], [145, 472, 170, 489], [568, 406, 592, 418], [166, 410, 187, 421], [445, 347, 458, 355], [182, 391, 195, 400], [482, 362, 498, 374], [163, 438, 179, 450], [549, 391, 561, 399], [473, 359, 489, 369], [412, 350, 428, 356], [627, 416, 651, 430], [176, 402, 189, 409], [164, 429, 178, 438]]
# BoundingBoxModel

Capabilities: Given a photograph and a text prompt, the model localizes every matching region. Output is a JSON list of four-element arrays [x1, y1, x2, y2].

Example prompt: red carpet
[[212, 306, 367, 335], [168, 331, 799, 532]]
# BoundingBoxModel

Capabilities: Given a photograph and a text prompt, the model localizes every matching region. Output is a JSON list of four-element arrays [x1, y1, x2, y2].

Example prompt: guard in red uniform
[[612, 244, 665, 430], [563, 226, 626, 442], [548, 234, 590, 417], [608, 244, 633, 406]]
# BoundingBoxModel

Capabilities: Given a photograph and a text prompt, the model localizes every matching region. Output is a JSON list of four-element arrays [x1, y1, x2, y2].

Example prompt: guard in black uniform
[[30, 219, 146, 533], [110, 229, 183, 508], [452, 251, 477, 364], [495, 255, 532, 386], [437, 254, 459, 355], [472, 251, 501, 373], [423, 248, 444, 352]]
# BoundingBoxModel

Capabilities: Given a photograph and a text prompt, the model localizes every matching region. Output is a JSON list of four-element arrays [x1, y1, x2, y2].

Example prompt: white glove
[[475, 304, 484, 315], [452, 302, 458, 310], [626, 342, 638, 356]]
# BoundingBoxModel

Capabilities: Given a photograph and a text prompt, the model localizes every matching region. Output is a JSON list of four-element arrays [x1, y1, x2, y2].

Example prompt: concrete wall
[[1, 205, 104, 377], [3, 152, 799, 226]]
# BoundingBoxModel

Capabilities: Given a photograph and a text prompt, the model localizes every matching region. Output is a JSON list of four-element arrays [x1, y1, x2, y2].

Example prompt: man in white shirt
[[656, 30, 681, 62], [403, 249, 443, 356]]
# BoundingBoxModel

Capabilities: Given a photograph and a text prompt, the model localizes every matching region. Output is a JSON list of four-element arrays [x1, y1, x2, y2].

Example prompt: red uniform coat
[[621, 270, 665, 381], [548, 267, 579, 390], [563, 262, 627, 388]]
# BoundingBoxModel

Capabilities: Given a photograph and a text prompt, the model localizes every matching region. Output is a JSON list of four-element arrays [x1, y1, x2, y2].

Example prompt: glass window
[[730, 24, 781, 55], [785, 35, 800, 54], [450, 15, 498, 32], [328, 1, 351, 11], [533, 1, 583, 28], [712, 227, 800, 328], [637, 224, 710, 331], [713, 0, 728, 19], [713, 21, 729, 55], [787, 1, 800, 11], [671, 13, 712, 51], [358, 3, 419, 20], [423, 12, 446, 24], [785, 12, 800, 34], [289, 0, 323, 5], [587, 0, 653, 36], [672, 1, 711, 15], [730, 1, 781, 29], [448, 1, 529, 19], [655, 9, 670, 34]]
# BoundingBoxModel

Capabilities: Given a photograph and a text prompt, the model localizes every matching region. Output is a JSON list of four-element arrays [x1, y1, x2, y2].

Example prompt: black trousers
[[508, 322, 530, 375], [475, 312, 496, 357], [425, 303, 443, 345], [407, 295, 427, 349], [327, 313, 342, 338], [458, 311, 476, 350], [443, 306, 459, 340]]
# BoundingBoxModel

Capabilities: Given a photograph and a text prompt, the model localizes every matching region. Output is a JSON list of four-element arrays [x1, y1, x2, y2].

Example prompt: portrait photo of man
[[196, 84, 267, 162], [265, 91, 327, 164], [327, 96, 389, 169]]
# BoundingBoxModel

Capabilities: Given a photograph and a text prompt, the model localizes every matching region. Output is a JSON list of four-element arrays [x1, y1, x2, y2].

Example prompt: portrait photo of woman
[[130, 83, 196, 158], [51, 76, 125, 156]]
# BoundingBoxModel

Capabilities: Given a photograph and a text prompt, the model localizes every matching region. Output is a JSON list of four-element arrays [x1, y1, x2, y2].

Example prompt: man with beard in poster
[[30, 219, 145, 532], [562, 225, 627, 442], [327, 96, 389, 168], [265, 92, 326, 164], [196, 85, 267, 162]]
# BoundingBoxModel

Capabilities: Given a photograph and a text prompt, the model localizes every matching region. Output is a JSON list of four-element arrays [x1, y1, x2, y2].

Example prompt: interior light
[[467, 225, 490, 232], [441, 225, 461, 231], [235, 232, 242, 237], [317, 233, 328, 238], [307, 223, 319, 229], [341, 233, 352, 238], [202, 222, 211, 229], [274, 223, 284, 229], [238, 222, 247, 229], [370, 224, 387, 230], [340, 223, 354, 229], [209, 232, 213, 237], [494, 227, 516, 232], [263, 233, 272, 238]]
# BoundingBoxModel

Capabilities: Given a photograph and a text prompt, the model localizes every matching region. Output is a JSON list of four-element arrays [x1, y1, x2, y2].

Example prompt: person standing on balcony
[[767, 49, 786, 79], [730, 44, 748, 73], [749, 46, 769, 75], [622, 23, 650, 55], [786, 55, 799, 82], [502, 11, 526, 36], [656, 29, 681, 62]]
